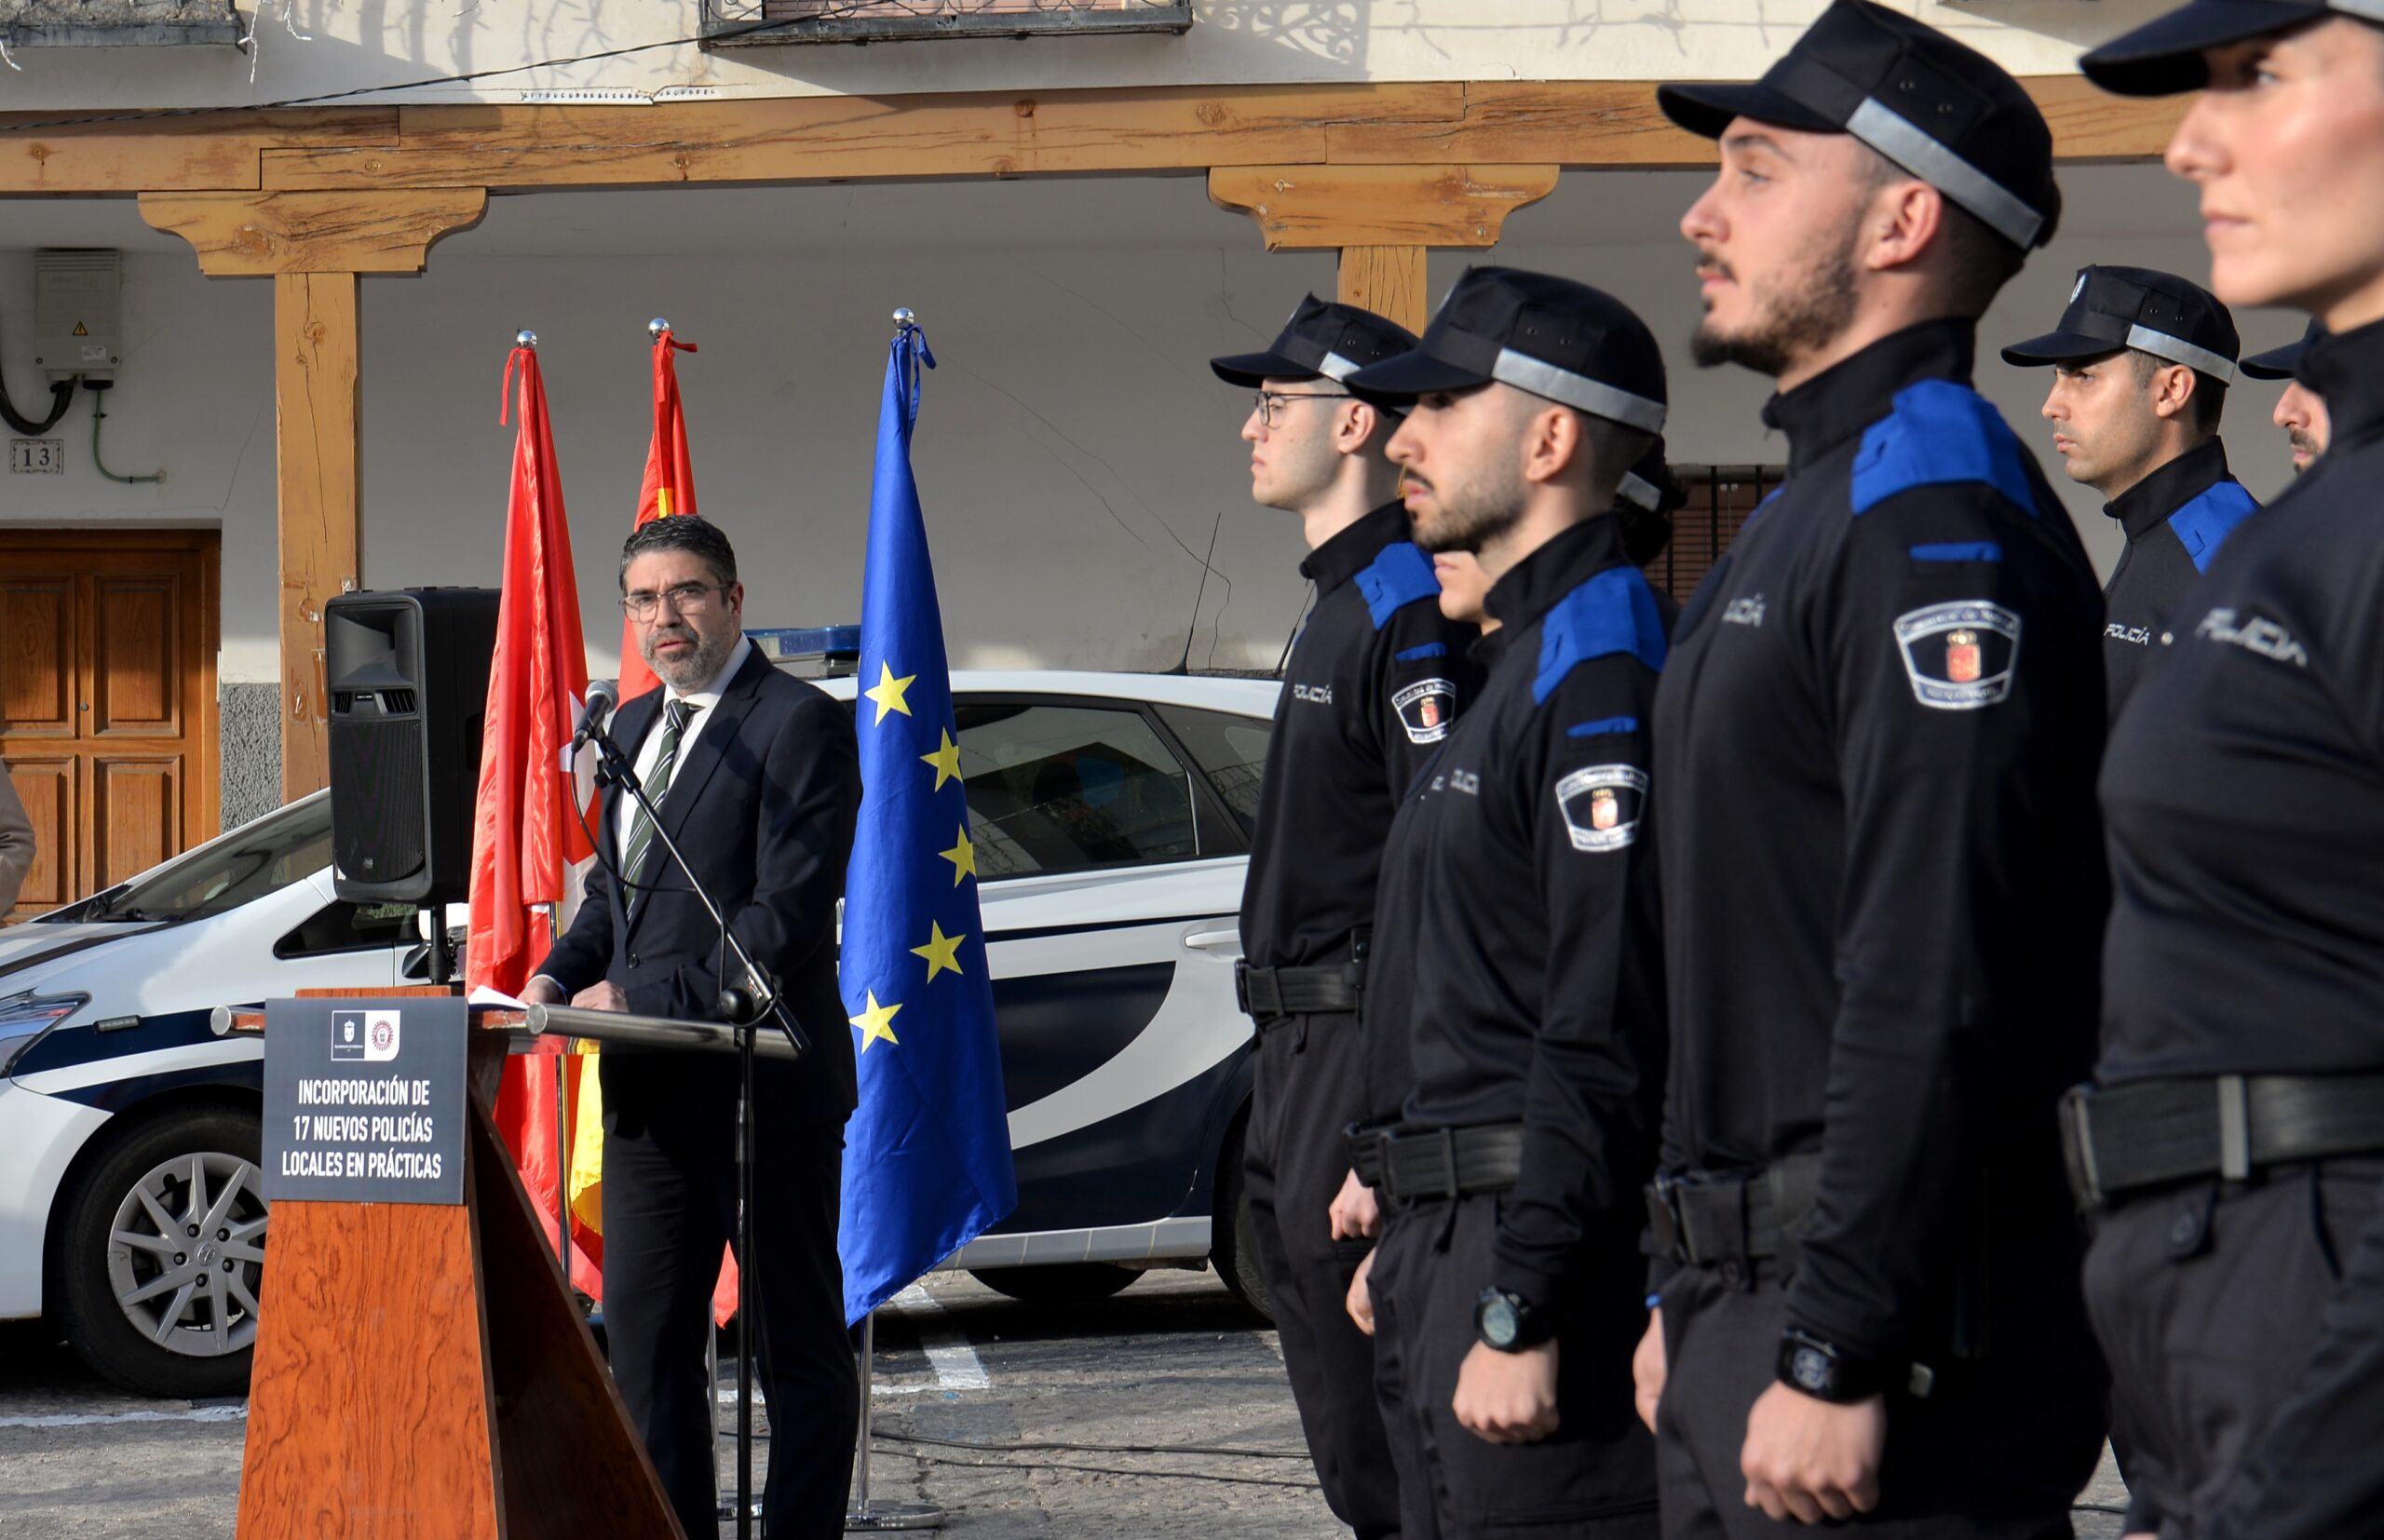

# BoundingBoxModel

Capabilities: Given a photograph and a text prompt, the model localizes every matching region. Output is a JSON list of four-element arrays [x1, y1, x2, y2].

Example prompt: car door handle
[[1183, 927, 1241, 953]]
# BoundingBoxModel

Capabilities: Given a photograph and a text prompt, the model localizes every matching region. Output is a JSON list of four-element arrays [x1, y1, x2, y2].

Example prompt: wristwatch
[[1473, 1287, 1553, 1352], [1775, 1327, 1890, 1403]]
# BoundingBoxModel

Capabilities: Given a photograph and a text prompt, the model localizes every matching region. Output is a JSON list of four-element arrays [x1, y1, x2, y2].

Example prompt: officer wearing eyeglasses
[[1211, 296, 1483, 1539]]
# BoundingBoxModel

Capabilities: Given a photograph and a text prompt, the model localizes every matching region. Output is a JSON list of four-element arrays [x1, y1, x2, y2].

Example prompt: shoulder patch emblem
[[1893, 601, 2022, 709], [1392, 677, 1456, 743], [1555, 763, 1647, 853]]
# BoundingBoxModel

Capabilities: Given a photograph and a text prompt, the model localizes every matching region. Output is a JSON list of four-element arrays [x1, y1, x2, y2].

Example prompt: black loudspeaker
[[326, 588, 502, 905]]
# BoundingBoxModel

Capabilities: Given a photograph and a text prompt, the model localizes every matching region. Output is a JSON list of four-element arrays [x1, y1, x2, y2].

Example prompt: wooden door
[[0, 531, 219, 917]]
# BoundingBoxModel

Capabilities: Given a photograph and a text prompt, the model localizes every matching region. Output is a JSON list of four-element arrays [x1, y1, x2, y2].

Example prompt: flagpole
[[844, 1305, 942, 1530]]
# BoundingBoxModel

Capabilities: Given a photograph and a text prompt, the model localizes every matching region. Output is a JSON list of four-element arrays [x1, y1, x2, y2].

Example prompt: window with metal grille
[[1641, 465, 1787, 606]]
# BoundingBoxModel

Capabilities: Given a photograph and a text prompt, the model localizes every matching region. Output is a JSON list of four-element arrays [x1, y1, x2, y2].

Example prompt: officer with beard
[[1634, 3, 2111, 1533], [1212, 295, 1483, 1539], [1339, 266, 1673, 1540], [2241, 318, 2331, 473]]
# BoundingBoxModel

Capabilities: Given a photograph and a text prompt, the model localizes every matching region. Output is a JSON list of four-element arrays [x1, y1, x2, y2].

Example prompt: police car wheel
[[51, 1104, 266, 1398], [1211, 1114, 1273, 1324], [967, 1263, 1138, 1305]]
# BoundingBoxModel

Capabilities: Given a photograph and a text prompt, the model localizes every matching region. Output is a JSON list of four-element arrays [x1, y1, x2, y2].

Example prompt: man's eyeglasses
[[619, 582, 723, 621], [1253, 389, 1356, 428]]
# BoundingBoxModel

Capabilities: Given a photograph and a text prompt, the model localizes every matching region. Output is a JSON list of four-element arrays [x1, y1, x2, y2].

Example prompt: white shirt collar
[[665, 635, 752, 714]]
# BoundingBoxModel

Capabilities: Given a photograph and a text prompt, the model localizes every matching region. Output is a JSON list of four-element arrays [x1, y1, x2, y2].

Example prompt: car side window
[[275, 900, 419, 961], [952, 702, 1200, 878], [1151, 705, 1270, 834]]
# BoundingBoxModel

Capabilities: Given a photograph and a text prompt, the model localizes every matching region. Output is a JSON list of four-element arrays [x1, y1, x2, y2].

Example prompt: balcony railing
[[701, 0, 1193, 49]]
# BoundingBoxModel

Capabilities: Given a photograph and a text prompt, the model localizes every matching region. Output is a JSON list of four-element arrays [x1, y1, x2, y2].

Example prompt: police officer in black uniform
[[1339, 266, 1673, 1540], [1212, 295, 1483, 1539], [2066, 6, 2384, 1537], [1636, 5, 2111, 1532], [2001, 265, 2258, 715], [2242, 318, 2331, 474]]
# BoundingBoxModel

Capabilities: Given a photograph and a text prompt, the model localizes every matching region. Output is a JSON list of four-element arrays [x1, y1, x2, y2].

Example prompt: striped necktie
[[621, 697, 697, 910]]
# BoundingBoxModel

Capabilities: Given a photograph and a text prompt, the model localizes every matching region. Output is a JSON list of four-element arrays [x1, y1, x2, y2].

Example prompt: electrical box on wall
[[34, 249, 122, 382]]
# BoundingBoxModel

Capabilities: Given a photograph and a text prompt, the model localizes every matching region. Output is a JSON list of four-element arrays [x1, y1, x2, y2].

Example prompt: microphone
[[571, 679, 619, 752]]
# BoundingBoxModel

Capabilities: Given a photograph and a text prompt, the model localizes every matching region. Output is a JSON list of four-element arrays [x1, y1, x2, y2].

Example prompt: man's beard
[[1411, 461, 1527, 557], [643, 623, 731, 690], [1689, 232, 1861, 379], [2289, 428, 2321, 470]]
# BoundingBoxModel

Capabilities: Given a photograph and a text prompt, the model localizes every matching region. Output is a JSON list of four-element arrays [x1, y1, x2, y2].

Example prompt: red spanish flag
[[472, 337, 604, 1297], [616, 327, 699, 703]]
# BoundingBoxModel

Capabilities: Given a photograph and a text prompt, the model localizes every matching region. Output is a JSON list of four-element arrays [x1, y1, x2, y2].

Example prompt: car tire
[[967, 1263, 1139, 1305], [1211, 1110, 1273, 1323], [51, 1103, 267, 1399]]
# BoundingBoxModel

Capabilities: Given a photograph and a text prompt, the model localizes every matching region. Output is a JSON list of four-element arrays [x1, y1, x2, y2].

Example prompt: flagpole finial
[[648, 317, 671, 339], [891, 307, 916, 329], [515, 329, 537, 349]]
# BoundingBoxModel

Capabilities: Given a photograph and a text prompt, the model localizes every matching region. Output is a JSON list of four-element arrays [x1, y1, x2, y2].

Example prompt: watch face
[[1790, 1344, 1833, 1395], [1481, 1295, 1519, 1348]]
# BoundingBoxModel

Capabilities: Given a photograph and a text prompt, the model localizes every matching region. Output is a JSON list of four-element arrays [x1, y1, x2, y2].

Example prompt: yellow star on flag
[[910, 921, 967, 984], [939, 824, 977, 886], [864, 661, 916, 725], [920, 728, 963, 791], [849, 990, 902, 1053]]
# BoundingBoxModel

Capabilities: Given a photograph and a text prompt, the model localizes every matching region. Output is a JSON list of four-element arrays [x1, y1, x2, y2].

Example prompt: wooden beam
[[1210, 164, 1558, 250], [273, 273, 360, 802], [0, 108, 396, 194], [139, 188, 488, 275], [4, 79, 2184, 198], [1338, 248, 1429, 334]]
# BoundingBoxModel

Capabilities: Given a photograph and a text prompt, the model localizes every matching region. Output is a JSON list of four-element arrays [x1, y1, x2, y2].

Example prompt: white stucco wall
[[0, 163, 2310, 693], [0, 0, 2182, 110]]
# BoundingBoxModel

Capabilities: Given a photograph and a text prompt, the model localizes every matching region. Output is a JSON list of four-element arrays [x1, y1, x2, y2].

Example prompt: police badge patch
[[1393, 678, 1457, 743], [1555, 763, 1648, 853], [1892, 601, 2022, 709]]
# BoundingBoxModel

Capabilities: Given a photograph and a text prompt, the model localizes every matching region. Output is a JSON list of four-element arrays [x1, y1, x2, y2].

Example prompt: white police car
[[0, 669, 1276, 1396]]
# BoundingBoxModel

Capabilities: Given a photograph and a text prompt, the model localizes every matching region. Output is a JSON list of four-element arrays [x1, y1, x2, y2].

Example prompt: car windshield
[[38, 795, 332, 925]]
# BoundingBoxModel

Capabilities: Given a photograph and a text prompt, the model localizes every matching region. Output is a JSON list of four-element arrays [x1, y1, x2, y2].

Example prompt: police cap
[[2081, 1, 2384, 98], [1340, 266, 1668, 435], [2001, 264, 2242, 382], [1210, 294, 1418, 389], [1657, 0, 2059, 251], [2241, 317, 2324, 381]]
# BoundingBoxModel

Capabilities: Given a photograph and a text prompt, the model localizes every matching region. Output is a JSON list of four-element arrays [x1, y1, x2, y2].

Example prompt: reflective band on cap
[[2336, 0, 2384, 20], [1619, 470, 1661, 512], [1846, 97, 2043, 250], [1492, 347, 1667, 433], [2126, 324, 2239, 385], [1317, 351, 1361, 382]]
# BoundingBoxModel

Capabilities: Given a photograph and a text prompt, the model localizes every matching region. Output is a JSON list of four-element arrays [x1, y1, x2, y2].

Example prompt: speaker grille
[[330, 718, 427, 885]]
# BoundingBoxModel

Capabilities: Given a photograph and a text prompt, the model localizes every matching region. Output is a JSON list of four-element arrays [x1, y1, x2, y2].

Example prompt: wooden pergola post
[[139, 189, 488, 797], [1208, 165, 1562, 333]]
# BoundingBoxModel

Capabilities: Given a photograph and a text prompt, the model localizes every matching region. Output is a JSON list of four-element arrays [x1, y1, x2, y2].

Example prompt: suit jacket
[[0, 766, 33, 919], [542, 648, 860, 1134]]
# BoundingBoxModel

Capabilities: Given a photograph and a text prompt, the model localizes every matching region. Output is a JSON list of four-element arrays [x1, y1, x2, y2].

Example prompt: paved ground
[[0, 1266, 2131, 1538]]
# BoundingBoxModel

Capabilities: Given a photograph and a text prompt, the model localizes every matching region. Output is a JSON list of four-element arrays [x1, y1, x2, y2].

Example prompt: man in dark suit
[[522, 514, 861, 1537]]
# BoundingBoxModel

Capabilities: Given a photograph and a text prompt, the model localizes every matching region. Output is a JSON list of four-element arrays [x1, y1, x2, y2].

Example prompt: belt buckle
[[2057, 1084, 2105, 1213]]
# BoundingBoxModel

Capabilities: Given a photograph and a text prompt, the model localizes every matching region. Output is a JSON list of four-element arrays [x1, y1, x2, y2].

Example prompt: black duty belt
[[1646, 1154, 1822, 1273], [1236, 959, 1361, 1021], [2060, 1074, 2384, 1210], [1348, 1123, 1524, 1202]]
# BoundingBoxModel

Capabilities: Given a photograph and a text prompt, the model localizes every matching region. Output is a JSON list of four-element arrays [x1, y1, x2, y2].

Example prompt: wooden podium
[[232, 991, 683, 1539]]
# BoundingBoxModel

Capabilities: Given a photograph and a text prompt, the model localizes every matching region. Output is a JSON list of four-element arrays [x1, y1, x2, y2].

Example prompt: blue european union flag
[[837, 320, 1016, 1325]]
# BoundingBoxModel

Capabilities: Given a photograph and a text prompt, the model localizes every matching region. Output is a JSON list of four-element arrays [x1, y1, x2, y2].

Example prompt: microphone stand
[[585, 712, 807, 1540]]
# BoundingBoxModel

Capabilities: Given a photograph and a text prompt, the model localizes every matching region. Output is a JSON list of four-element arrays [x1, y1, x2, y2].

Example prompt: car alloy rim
[[105, 1152, 268, 1358]]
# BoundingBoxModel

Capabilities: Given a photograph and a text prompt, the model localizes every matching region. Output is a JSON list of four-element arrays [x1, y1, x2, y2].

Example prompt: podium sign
[[262, 996, 467, 1204]]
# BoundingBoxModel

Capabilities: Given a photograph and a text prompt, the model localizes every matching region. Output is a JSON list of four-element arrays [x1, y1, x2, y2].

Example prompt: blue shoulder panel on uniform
[[1356, 542, 1442, 630], [1534, 565, 1669, 706], [1910, 542, 2002, 563], [1395, 642, 1448, 662], [1849, 379, 2039, 519], [2166, 480, 2260, 574]]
